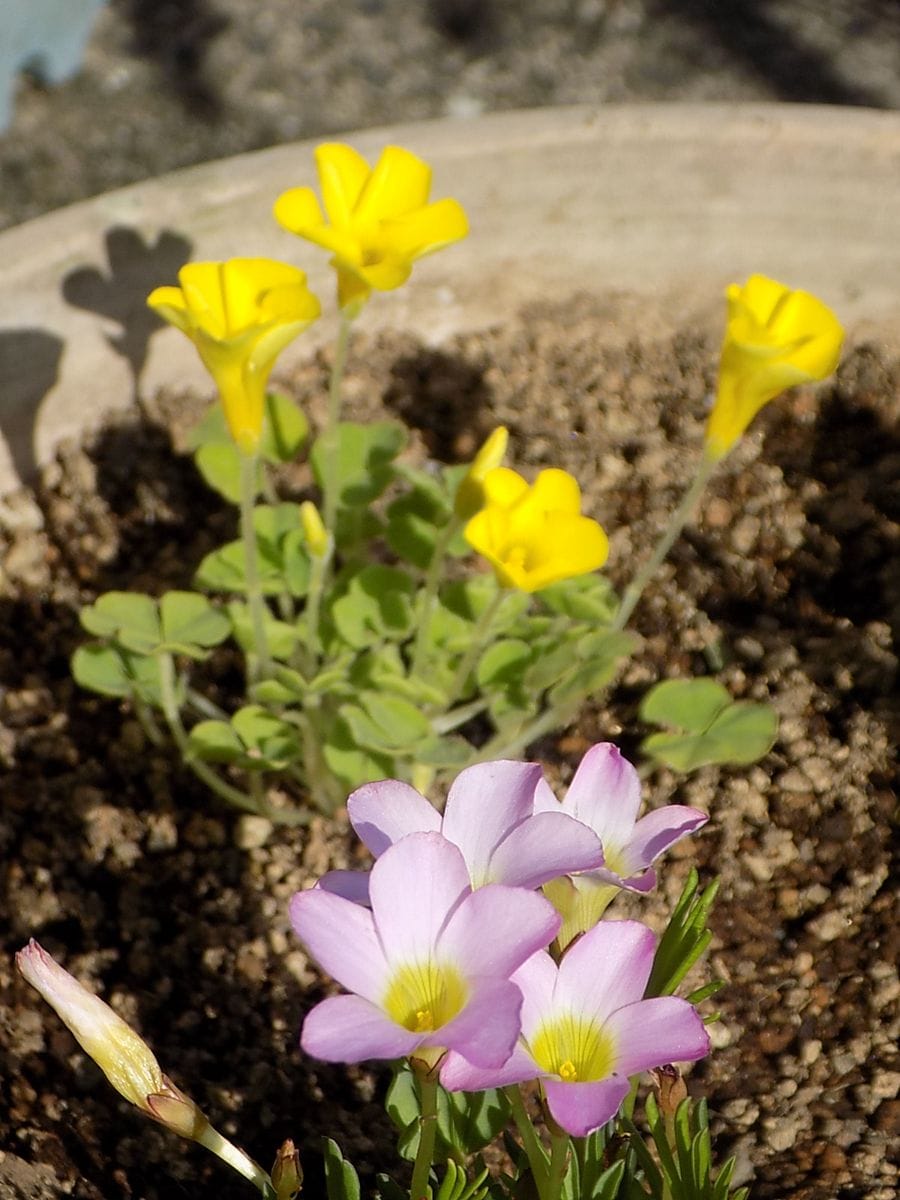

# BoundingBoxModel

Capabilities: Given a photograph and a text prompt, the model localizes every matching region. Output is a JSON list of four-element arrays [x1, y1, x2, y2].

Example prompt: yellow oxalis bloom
[[147, 259, 320, 454], [382, 960, 468, 1032], [464, 467, 609, 593], [273, 142, 469, 311], [529, 1013, 617, 1082], [454, 426, 509, 520], [705, 273, 844, 461]]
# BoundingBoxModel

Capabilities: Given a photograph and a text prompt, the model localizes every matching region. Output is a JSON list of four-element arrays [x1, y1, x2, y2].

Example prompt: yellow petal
[[521, 515, 609, 592], [527, 468, 583, 515], [315, 142, 372, 225], [454, 427, 509, 519], [146, 286, 193, 335], [355, 145, 432, 222], [482, 467, 529, 508], [381, 198, 469, 261], [272, 186, 325, 234]]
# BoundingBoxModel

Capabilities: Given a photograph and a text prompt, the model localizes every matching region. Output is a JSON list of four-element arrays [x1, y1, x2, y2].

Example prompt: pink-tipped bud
[[272, 1138, 303, 1200], [17, 939, 166, 1112], [16, 938, 210, 1141]]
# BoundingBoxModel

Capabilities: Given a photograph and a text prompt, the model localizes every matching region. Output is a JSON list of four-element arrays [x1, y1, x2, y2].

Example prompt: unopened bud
[[272, 1138, 303, 1200], [300, 501, 330, 558], [651, 1063, 688, 1117], [454, 426, 509, 519], [17, 939, 169, 1116]]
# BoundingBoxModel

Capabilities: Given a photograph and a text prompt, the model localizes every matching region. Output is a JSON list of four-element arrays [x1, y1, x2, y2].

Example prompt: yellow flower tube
[[274, 142, 469, 311], [705, 274, 844, 461], [454, 426, 509, 520], [465, 467, 609, 593], [148, 259, 320, 454]]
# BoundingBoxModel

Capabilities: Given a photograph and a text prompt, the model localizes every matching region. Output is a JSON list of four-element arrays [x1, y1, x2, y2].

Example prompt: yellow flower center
[[529, 1014, 616, 1083], [383, 960, 467, 1033]]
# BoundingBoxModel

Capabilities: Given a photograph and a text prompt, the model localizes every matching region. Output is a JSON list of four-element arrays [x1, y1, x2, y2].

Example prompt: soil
[[0, 293, 897, 1200]]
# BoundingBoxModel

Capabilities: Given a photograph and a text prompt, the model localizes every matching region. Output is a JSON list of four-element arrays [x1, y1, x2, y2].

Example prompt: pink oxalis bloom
[[291, 831, 560, 1071], [441, 920, 710, 1137], [319, 760, 604, 902], [536, 744, 708, 948]]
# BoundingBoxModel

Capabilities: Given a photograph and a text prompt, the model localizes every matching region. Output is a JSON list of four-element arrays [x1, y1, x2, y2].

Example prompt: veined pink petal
[[441, 1041, 539, 1091], [561, 744, 642, 848], [301, 994, 420, 1062], [620, 806, 709, 875], [369, 833, 470, 965], [591, 865, 658, 894], [510, 950, 558, 1037], [289, 888, 386, 1002], [543, 1077, 631, 1138], [440, 885, 559, 979], [604, 997, 710, 1076], [437, 977, 524, 1068], [347, 779, 440, 856], [316, 869, 371, 906], [553, 921, 657, 1021], [440, 761, 544, 886], [487, 810, 604, 889]]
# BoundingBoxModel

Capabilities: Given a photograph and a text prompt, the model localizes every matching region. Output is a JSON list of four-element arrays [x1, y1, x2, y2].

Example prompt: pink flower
[[441, 921, 710, 1136], [536, 744, 707, 948], [320, 760, 603, 903], [291, 832, 560, 1070]]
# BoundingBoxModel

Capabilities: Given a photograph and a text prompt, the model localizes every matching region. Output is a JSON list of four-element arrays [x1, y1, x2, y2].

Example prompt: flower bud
[[272, 1138, 303, 1200], [651, 1063, 688, 1117], [17, 939, 168, 1115], [300, 501, 330, 559]]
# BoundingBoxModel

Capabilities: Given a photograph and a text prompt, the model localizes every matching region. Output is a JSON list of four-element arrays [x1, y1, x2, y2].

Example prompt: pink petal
[[316, 870, 371, 906], [440, 885, 559, 979], [620, 806, 709, 875], [369, 833, 471, 965], [562, 744, 642, 849], [544, 1077, 631, 1137], [438, 977, 524, 1068], [510, 951, 559, 1039], [441, 761, 544, 887], [584, 865, 657, 893], [604, 997, 710, 1076], [347, 780, 440, 856], [532, 778, 560, 814], [488, 811, 603, 889], [290, 888, 387, 1002], [441, 1041, 539, 1091], [301, 994, 419, 1062], [554, 920, 657, 1021]]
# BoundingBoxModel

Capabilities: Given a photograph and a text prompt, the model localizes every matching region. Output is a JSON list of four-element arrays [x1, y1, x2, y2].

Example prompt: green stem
[[410, 515, 461, 679], [410, 1074, 439, 1200], [194, 1121, 276, 1200], [447, 586, 506, 705], [322, 312, 354, 537], [505, 1086, 550, 1200], [476, 698, 579, 763], [302, 542, 331, 667], [239, 451, 272, 681], [545, 1131, 570, 1200], [260, 464, 295, 624], [157, 653, 259, 815], [611, 454, 716, 631]]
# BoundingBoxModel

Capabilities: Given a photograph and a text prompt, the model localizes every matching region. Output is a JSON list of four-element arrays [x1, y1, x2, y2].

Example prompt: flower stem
[[239, 450, 272, 682], [447, 586, 505, 705], [410, 1074, 439, 1200], [505, 1086, 550, 1200], [157, 652, 259, 815], [322, 311, 354, 537], [410, 515, 461, 679], [611, 454, 717, 631], [194, 1121, 276, 1199], [545, 1131, 570, 1200]]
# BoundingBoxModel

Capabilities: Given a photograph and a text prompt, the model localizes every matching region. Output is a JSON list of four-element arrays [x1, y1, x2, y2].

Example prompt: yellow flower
[[148, 259, 320, 454], [454, 426, 509, 520], [465, 467, 609, 593], [273, 143, 469, 311], [705, 274, 844, 461]]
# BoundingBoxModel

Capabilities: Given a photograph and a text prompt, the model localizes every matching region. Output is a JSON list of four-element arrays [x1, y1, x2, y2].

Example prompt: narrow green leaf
[[322, 1138, 361, 1200]]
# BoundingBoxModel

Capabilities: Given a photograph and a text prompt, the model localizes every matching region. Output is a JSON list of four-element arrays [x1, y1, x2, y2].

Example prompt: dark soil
[[0, 294, 897, 1200]]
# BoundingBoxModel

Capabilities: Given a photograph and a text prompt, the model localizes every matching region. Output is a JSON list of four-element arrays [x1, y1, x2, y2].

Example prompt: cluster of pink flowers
[[291, 743, 710, 1136]]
